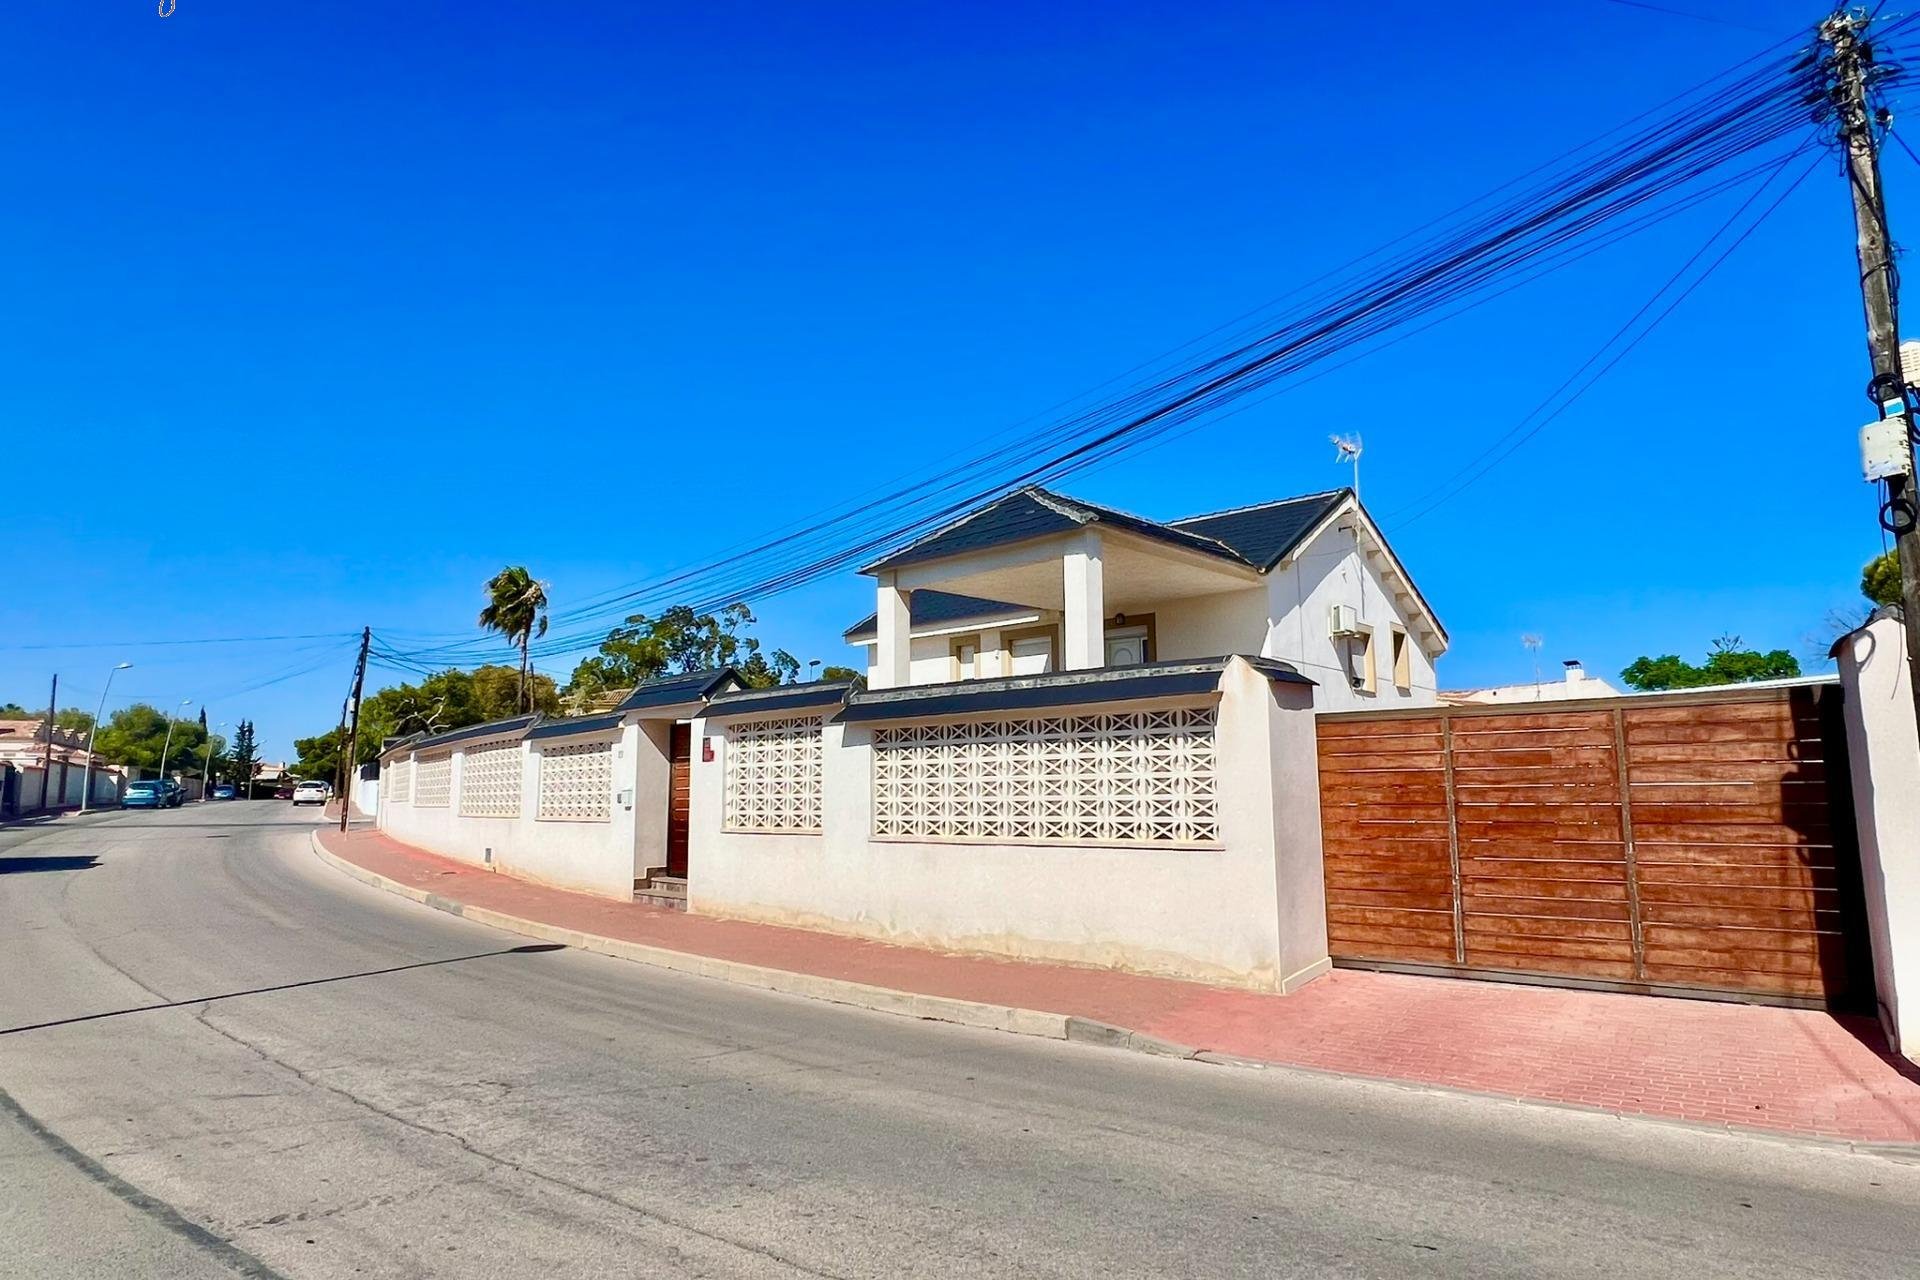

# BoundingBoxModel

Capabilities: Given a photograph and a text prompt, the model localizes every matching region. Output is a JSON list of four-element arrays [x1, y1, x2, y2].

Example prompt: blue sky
[[1, 1, 1903, 756]]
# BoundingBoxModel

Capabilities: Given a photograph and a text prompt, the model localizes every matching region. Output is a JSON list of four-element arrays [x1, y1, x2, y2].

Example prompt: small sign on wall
[[702, 737, 716, 763]]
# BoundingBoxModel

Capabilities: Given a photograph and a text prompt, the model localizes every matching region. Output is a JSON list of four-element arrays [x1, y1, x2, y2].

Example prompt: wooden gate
[[1315, 683, 1871, 1007]]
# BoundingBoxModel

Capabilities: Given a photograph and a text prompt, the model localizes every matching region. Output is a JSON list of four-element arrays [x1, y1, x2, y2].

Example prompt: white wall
[[377, 726, 642, 901], [1152, 586, 1269, 662], [1835, 616, 1920, 1063], [1268, 519, 1438, 709], [688, 659, 1332, 992]]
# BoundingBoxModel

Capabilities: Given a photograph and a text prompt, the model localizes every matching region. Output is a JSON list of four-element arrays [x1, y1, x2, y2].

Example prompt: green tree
[[52, 708, 94, 735], [818, 665, 863, 682], [91, 703, 217, 775], [565, 603, 799, 698], [229, 720, 260, 791], [293, 726, 346, 783], [1862, 550, 1901, 608], [478, 566, 551, 713], [1620, 635, 1801, 692], [0, 703, 31, 718]]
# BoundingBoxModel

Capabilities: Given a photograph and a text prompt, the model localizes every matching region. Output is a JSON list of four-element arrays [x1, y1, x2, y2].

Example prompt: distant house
[[843, 485, 1446, 708], [0, 719, 123, 814], [1441, 659, 1622, 705]]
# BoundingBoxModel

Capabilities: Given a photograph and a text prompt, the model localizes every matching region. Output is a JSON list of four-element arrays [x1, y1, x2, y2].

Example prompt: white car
[[291, 780, 330, 806]]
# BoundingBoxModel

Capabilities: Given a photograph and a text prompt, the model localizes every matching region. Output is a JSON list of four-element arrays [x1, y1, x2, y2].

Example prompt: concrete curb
[[311, 831, 1086, 1047], [309, 832, 1920, 1161]]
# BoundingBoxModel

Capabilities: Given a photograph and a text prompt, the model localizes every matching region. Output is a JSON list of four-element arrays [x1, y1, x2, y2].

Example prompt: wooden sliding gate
[[1315, 683, 1872, 1006]]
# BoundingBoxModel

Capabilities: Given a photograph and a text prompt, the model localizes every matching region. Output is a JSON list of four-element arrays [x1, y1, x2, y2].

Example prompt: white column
[[873, 576, 913, 690], [1062, 531, 1106, 670], [1836, 615, 1920, 1064]]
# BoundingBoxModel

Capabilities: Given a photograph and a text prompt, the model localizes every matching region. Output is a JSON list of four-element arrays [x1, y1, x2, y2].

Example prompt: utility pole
[[41, 674, 56, 813], [339, 627, 371, 833], [1823, 8, 1920, 733]]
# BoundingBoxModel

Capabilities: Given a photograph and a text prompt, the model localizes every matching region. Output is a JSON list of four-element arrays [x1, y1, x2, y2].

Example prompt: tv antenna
[[1330, 434, 1362, 501], [1521, 633, 1544, 691]]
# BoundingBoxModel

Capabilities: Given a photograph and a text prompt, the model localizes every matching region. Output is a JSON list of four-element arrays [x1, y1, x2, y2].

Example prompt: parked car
[[211, 784, 236, 801], [121, 780, 183, 810], [291, 780, 330, 806]]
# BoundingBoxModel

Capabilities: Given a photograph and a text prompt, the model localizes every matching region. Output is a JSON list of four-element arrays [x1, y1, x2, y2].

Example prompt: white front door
[[1105, 626, 1148, 667]]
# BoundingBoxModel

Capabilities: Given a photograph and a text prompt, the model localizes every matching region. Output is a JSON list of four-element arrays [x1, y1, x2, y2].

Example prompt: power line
[[1389, 150, 1823, 529], [1598, 0, 1773, 35], [374, 20, 1880, 673]]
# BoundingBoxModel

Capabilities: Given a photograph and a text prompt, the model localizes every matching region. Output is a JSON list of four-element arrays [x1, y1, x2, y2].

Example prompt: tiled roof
[[836, 656, 1312, 723], [615, 667, 744, 713], [1168, 489, 1350, 571], [525, 712, 626, 741], [843, 590, 1042, 642], [703, 680, 862, 718], [862, 487, 1252, 575], [410, 714, 539, 753]]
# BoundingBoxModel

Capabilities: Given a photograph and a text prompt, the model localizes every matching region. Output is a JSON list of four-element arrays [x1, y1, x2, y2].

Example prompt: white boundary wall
[[1835, 614, 1920, 1063], [378, 724, 642, 900], [689, 658, 1330, 991]]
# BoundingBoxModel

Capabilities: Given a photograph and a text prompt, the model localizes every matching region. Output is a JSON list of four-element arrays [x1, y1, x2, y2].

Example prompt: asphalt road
[[0, 804, 1914, 1279]]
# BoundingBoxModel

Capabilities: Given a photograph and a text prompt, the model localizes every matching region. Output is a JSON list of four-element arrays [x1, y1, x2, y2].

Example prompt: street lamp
[[79, 662, 131, 813], [157, 698, 193, 792], [200, 720, 228, 801]]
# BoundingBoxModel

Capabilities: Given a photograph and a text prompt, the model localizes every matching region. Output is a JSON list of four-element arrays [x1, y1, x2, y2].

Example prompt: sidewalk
[[315, 824, 1920, 1149]]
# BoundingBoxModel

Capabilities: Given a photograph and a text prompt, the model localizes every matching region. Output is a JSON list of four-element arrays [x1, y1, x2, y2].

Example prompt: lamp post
[[156, 698, 192, 791], [79, 662, 131, 813], [200, 720, 228, 802]]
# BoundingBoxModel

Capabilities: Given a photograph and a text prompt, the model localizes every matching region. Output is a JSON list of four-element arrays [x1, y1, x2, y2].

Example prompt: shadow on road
[[0, 855, 100, 875], [0, 943, 567, 1037]]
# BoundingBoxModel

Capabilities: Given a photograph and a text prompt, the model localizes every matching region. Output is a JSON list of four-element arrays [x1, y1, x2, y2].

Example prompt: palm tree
[[478, 566, 551, 713]]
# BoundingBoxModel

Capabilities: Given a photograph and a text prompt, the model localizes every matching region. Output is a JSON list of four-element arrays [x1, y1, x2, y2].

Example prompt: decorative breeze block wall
[[459, 739, 524, 818], [414, 753, 452, 808], [723, 715, 825, 832], [387, 758, 411, 804], [872, 707, 1220, 846], [537, 739, 614, 822]]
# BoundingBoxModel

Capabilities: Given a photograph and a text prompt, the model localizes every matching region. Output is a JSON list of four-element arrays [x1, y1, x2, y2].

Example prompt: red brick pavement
[[316, 824, 1920, 1146]]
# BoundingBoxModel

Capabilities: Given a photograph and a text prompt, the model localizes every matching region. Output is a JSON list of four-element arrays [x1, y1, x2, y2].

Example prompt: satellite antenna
[[1330, 434, 1363, 501]]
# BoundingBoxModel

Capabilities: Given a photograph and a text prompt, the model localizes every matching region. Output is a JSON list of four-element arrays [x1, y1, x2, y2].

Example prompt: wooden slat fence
[[1315, 683, 1870, 1006]]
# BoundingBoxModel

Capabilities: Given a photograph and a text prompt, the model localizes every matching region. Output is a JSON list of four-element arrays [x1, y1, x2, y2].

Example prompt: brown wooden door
[[1316, 685, 1870, 1007], [666, 724, 692, 877]]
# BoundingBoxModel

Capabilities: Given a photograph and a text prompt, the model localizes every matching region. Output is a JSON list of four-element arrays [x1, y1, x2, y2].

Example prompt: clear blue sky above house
[[1, 0, 1902, 755]]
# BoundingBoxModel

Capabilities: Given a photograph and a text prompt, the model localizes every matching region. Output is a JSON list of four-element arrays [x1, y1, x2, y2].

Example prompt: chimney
[[1563, 659, 1585, 684]]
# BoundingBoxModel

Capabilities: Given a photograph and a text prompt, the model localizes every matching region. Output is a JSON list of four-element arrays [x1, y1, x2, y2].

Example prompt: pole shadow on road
[[0, 943, 568, 1037], [0, 856, 99, 874]]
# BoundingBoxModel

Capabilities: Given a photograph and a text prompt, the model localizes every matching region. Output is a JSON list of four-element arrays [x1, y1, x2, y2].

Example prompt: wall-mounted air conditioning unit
[[1329, 604, 1361, 638]]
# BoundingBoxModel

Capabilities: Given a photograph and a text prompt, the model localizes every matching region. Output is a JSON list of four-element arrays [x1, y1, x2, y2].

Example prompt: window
[[388, 758, 411, 804], [1347, 625, 1378, 694], [951, 637, 979, 681], [1391, 627, 1411, 693], [1008, 631, 1055, 676]]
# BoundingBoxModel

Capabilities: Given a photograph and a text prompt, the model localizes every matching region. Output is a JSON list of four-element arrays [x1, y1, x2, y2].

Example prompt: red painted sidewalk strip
[[316, 824, 1920, 1146]]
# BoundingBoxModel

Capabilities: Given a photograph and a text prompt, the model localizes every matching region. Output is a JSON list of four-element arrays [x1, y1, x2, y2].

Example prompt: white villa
[[842, 485, 1445, 707]]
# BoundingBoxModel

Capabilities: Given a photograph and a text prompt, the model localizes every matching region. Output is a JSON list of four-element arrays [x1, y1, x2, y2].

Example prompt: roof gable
[[1168, 489, 1350, 571], [616, 667, 744, 713], [863, 486, 1251, 576]]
